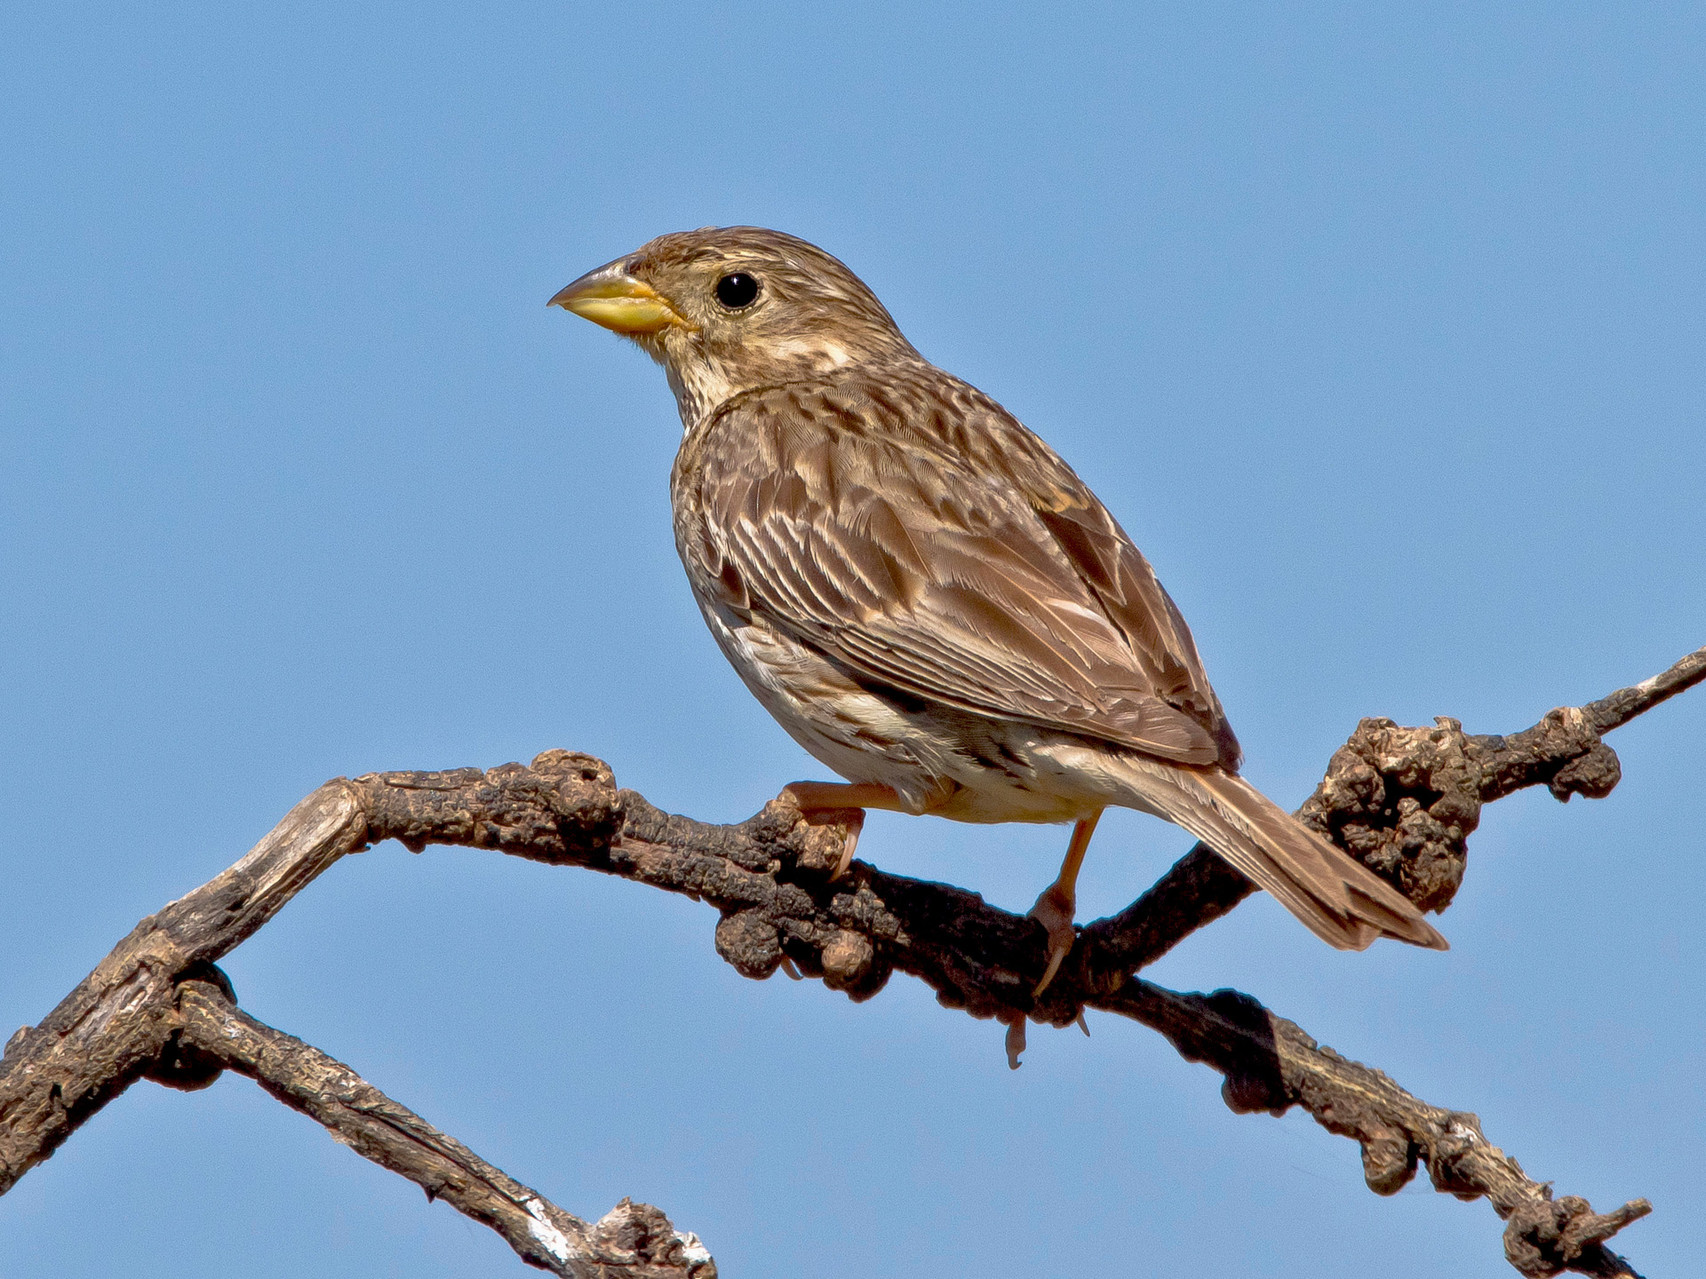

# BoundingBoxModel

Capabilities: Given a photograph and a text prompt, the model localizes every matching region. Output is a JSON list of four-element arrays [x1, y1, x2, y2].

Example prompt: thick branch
[[0, 781, 369, 1196], [3, 645, 1695, 1275], [0, 774, 707, 1278]]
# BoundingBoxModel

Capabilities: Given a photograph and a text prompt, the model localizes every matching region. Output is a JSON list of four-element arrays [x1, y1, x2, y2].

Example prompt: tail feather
[[1113, 761, 1448, 952]]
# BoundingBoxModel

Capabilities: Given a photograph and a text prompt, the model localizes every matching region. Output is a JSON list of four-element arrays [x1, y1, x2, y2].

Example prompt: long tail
[[1111, 759, 1448, 951]]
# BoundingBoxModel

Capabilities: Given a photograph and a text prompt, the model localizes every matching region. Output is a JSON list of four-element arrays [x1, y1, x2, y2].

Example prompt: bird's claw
[[831, 815, 863, 880], [776, 784, 867, 880], [1028, 882, 1077, 997], [1004, 1017, 1027, 1070]]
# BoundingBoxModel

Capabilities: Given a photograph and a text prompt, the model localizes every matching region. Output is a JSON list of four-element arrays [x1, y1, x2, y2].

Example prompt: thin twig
[[172, 979, 713, 1279], [1585, 644, 1706, 734], [1085, 643, 1706, 976], [1097, 980, 1651, 1278]]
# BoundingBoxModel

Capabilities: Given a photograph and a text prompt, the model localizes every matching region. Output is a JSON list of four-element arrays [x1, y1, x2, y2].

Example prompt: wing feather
[[677, 373, 1235, 766]]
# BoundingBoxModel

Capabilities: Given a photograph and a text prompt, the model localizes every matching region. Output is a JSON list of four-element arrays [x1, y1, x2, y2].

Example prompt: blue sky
[[2, 5, 1702, 1275]]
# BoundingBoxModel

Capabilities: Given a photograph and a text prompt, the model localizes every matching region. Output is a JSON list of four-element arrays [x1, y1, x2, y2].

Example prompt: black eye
[[714, 272, 760, 309]]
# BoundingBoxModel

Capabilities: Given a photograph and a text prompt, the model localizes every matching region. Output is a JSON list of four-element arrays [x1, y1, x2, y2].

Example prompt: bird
[[551, 226, 1447, 995]]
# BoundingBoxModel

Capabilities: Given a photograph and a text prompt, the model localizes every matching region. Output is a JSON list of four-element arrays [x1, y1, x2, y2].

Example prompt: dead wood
[[3, 643, 1699, 1276]]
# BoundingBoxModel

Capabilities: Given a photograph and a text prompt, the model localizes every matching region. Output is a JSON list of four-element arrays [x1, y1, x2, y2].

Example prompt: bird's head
[[551, 226, 919, 427]]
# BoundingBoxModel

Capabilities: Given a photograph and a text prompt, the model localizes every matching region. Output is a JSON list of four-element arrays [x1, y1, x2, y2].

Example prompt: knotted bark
[[3, 644, 1699, 1277]]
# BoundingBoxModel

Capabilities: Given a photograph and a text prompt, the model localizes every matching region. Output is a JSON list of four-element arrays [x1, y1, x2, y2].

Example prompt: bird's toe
[[1028, 883, 1078, 996]]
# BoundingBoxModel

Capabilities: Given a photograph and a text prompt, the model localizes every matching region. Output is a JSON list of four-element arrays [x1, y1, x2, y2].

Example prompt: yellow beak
[[548, 260, 693, 334]]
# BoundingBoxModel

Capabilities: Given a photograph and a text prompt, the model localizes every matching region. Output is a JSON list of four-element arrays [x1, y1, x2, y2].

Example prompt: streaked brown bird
[[552, 226, 1446, 994]]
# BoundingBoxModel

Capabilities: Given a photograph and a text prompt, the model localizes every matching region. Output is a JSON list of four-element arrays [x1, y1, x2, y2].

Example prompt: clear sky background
[[2, 5, 1702, 1276]]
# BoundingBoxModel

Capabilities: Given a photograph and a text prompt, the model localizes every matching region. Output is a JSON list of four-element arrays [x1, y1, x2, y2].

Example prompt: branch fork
[[4, 644, 1700, 1276]]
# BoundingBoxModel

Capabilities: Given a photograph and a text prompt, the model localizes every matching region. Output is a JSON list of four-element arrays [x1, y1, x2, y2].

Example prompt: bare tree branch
[[0, 783, 369, 1197], [1082, 643, 1706, 980], [168, 975, 714, 1279], [3, 644, 1698, 1275], [1584, 644, 1706, 732], [1099, 981, 1651, 1278], [0, 776, 708, 1278]]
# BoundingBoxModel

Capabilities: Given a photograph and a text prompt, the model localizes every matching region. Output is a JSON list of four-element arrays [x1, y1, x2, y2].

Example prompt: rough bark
[[0, 778, 708, 1279], [169, 976, 713, 1278], [2, 644, 1699, 1277]]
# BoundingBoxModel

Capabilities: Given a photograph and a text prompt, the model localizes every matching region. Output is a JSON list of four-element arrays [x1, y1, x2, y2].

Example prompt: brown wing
[[679, 377, 1228, 765], [971, 404, 1243, 770]]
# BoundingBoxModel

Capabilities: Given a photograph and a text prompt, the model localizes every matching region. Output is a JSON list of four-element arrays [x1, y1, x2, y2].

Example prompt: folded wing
[[682, 378, 1227, 765]]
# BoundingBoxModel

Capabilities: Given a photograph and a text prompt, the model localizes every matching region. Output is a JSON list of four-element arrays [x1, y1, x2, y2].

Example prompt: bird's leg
[[777, 781, 907, 879], [1028, 811, 1102, 997], [779, 781, 908, 812]]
